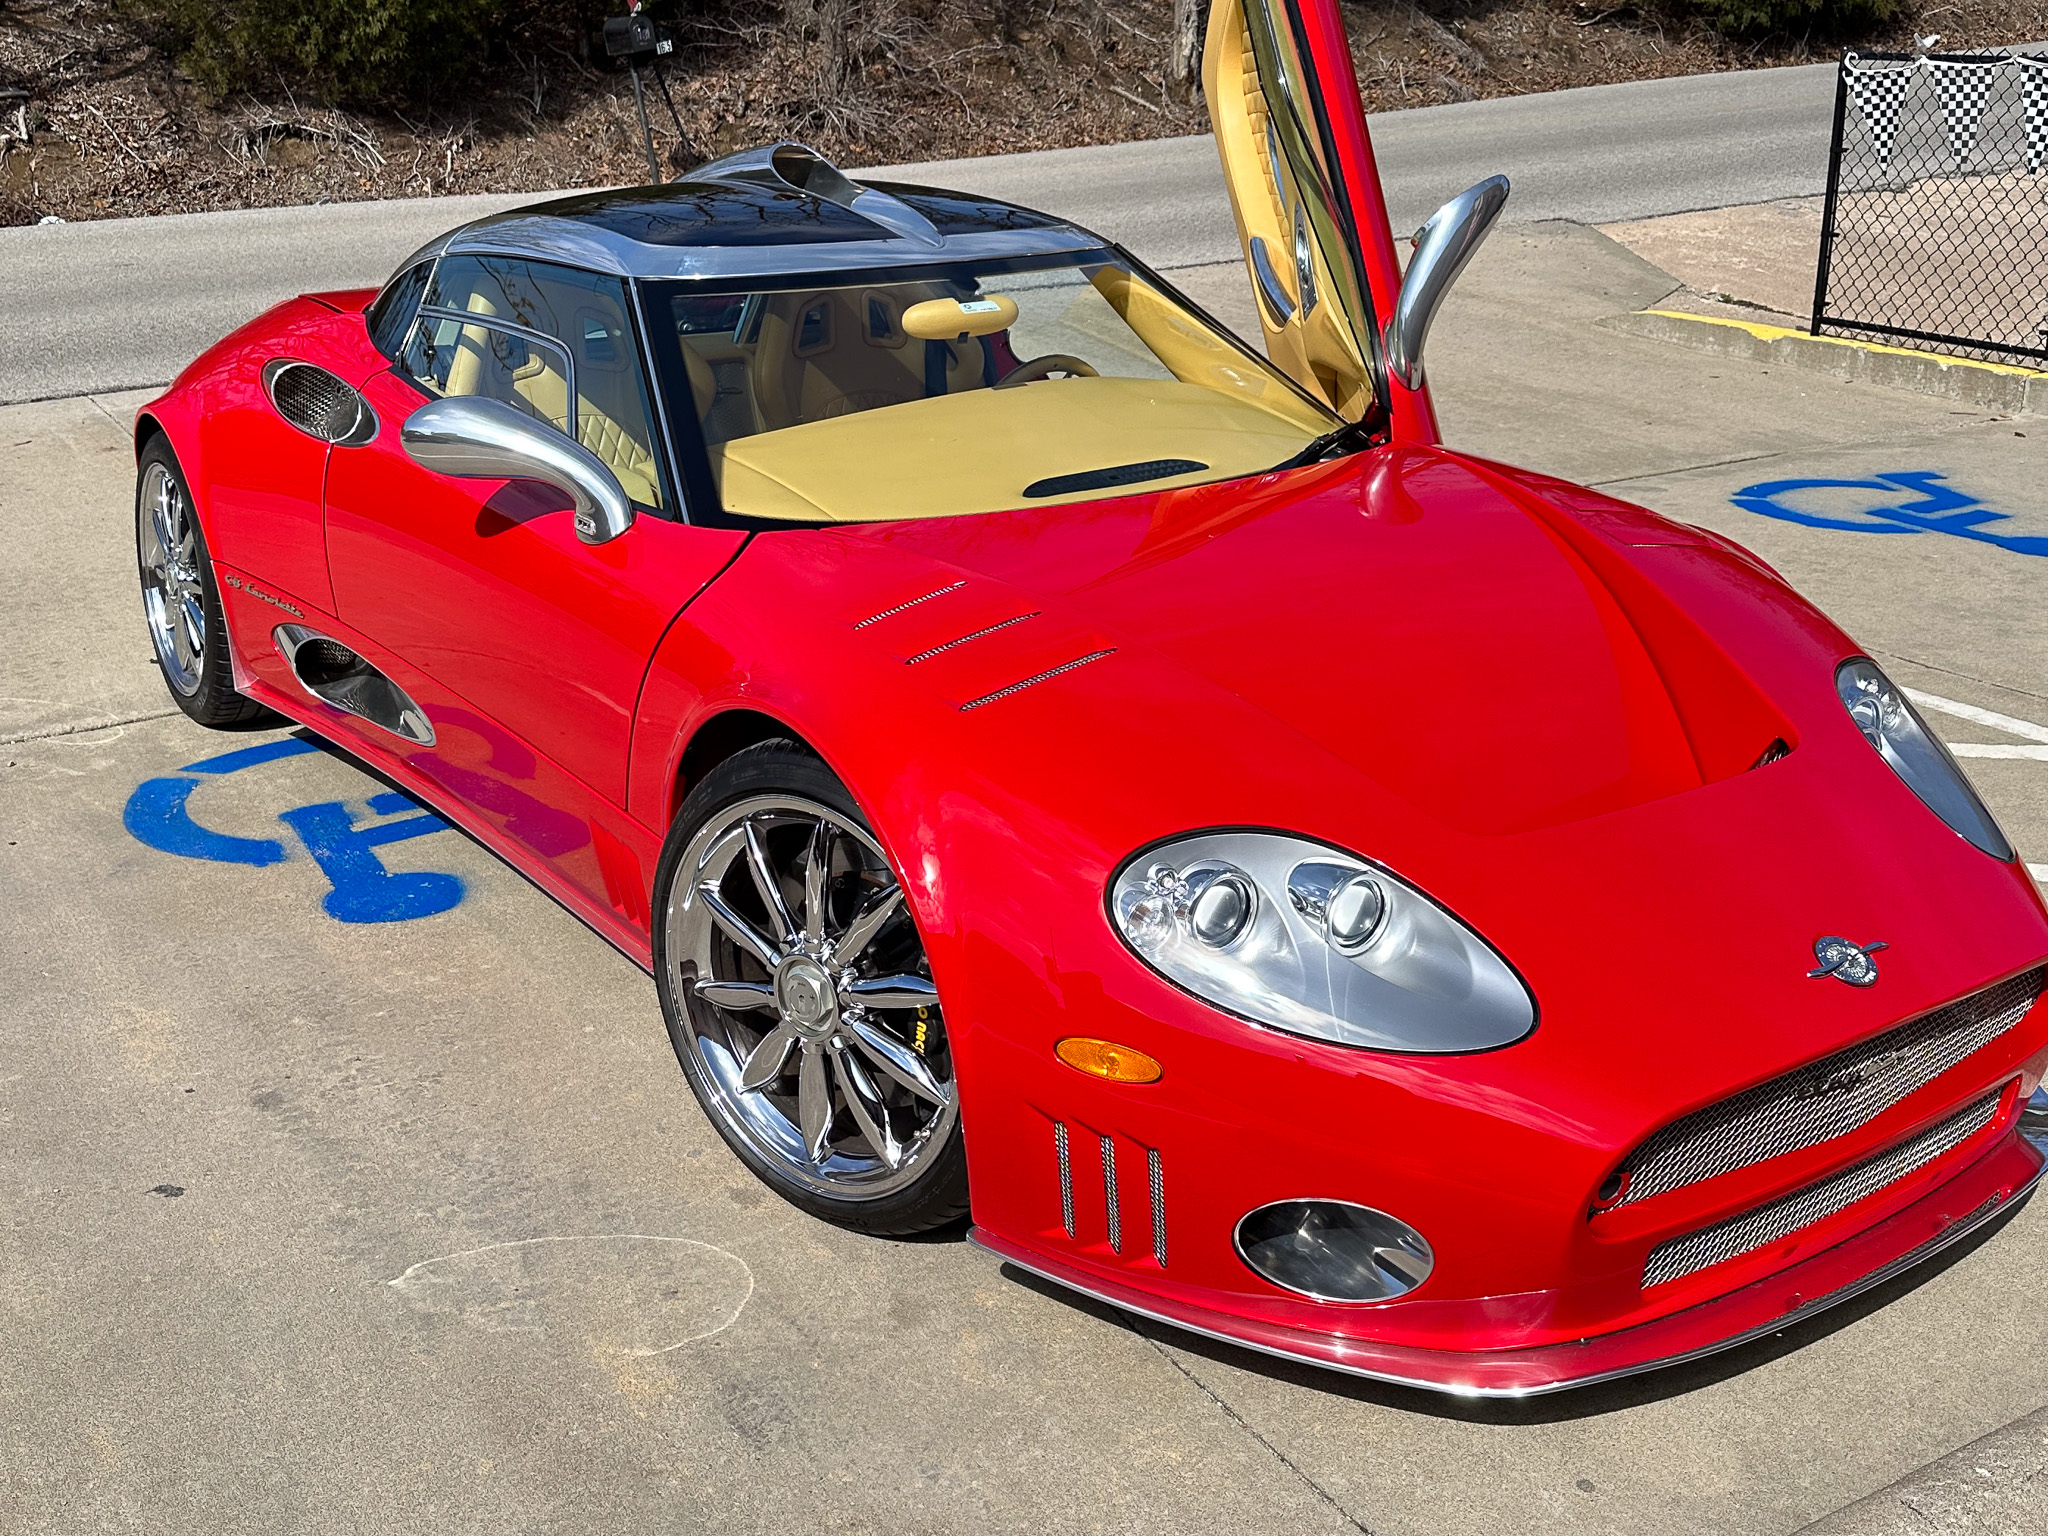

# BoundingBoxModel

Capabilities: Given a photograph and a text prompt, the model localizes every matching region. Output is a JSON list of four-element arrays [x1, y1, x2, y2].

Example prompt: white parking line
[[1948, 744, 2048, 760], [1896, 691, 2048, 885], [1904, 688, 2048, 745]]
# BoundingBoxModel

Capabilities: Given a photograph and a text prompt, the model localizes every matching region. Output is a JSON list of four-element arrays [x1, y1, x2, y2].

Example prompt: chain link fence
[[1812, 49, 2048, 366]]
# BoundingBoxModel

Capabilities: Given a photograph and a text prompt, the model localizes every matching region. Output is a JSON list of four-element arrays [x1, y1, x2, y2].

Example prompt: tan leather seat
[[750, 287, 990, 431]]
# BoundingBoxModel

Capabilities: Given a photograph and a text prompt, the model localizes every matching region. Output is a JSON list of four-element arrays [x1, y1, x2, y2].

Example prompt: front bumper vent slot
[[1101, 1135, 1122, 1254], [1614, 967, 2044, 1209], [1051, 1121, 1165, 1266], [1643, 1087, 2004, 1289]]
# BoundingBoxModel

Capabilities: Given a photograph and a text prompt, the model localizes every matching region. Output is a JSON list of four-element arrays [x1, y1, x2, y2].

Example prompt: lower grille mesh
[[1643, 1087, 2004, 1288], [1616, 967, 2043, 1208]]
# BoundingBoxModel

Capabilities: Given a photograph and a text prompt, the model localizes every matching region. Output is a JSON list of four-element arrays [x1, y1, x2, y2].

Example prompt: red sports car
[[133, 0, 2048, 1395]]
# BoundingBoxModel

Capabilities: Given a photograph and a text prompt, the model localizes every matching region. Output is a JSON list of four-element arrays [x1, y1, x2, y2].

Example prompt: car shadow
[[994, 1186, 2035, 1423]]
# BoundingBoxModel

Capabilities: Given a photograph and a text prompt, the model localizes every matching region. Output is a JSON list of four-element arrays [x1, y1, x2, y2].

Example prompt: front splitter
[[970, 1126, 2045, 1398]]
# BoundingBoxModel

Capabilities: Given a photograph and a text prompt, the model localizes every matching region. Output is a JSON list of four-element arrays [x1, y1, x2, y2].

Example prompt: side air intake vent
[[274, 625, 433, 745], [263, 359, 377, 446]]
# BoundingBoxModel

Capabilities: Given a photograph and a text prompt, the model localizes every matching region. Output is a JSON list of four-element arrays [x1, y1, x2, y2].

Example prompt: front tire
[[653, 740, 969, 1235], [135, 439, 277, 729]]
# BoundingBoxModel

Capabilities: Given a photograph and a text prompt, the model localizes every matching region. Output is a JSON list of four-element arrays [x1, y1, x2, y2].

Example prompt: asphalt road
[[6, 200, 2048, 1531], [0, 60, 1840, 404]]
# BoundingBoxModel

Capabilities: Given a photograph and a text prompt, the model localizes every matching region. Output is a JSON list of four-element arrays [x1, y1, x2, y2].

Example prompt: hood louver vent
[[263, 359, 377, 446]]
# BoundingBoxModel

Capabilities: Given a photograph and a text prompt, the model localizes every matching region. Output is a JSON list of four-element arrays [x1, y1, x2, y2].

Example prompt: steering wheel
[[994, 354, 1099, 389]]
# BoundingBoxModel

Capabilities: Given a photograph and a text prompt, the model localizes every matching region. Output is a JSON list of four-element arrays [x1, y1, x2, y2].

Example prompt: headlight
[[1109, 831, 1535, 1053], [1836, 659, 2013, 861]]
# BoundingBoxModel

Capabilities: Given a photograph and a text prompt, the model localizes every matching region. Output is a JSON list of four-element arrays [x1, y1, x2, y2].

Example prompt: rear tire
[[135, 439, 279, 729], [653, 740, 970, 1236]]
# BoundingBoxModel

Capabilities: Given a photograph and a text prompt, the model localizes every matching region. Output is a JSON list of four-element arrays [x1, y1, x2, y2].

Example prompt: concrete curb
[[1793, 1402, 2048, 1534], [1600, 308, 2048, 416]]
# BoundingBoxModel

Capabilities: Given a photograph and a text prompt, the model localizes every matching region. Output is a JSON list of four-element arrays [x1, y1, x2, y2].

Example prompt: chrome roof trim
[[441, 217, 1104, 281]]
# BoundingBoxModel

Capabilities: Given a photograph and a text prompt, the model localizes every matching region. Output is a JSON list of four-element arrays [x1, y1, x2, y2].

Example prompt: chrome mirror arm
[[401, 396, 634, 546], [1381, 175, 1510, 393]]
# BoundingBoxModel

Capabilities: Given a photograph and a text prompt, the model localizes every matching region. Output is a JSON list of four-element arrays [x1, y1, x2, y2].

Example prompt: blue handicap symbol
[[1730, 471, 2048, 557], [123, 735, 465, 924]]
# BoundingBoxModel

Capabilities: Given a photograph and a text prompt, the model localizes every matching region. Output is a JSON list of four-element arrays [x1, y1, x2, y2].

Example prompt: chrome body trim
[[272, 625, 435, 746], [1248, 235, 1295, 326], [262, 358, 379, 447], [400, 396, 633, 545], [1382, 175, 1510, 391], [444, 221, 1104, 282], [1231, 1198, 1435, 1304]]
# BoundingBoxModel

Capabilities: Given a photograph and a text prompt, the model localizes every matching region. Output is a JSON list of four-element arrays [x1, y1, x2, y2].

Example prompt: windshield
[[644, 253, 1338, 524]]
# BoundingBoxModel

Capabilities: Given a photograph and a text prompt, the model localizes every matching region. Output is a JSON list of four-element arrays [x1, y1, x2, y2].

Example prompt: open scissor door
[[1204, 0, 1434, 438]]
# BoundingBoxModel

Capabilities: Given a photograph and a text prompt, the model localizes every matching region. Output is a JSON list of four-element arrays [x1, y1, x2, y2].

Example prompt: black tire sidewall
[[651, 740, 970, 1235]]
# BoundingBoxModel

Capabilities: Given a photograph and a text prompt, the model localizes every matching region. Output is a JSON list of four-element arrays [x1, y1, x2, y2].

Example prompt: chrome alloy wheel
[[137, 461, 206, 697], [667, 794, 956, 1199]]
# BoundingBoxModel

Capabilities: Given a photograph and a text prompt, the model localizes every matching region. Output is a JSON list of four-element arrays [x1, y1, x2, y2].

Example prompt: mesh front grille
[[1644, 1088, 2004, 1288], [1615, 968, 2043, 1209]]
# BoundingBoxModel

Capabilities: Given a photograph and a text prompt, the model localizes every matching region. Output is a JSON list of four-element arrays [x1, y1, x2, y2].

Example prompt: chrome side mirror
[[1382, 176, 1510, 392], [401, 396, 634, 546]]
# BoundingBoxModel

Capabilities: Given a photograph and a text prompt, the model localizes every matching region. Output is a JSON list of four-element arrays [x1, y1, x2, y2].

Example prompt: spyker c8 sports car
[[132, 0, 2048, 1395]]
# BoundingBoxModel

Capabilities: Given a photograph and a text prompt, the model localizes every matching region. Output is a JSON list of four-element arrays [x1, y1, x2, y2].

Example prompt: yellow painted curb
[[1636, 310, 2048, 380]]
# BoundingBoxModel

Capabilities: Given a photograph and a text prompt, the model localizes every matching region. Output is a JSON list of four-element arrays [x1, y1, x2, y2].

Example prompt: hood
[[834, 443, 1801, 837]]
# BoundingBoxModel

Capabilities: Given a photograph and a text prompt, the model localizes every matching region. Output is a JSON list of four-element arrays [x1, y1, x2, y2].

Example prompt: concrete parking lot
[[4, 82, 2047, 1535]]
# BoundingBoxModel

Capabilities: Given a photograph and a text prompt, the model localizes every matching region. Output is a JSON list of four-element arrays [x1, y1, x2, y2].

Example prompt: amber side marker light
[[1055, 1037, 1163, 1084]]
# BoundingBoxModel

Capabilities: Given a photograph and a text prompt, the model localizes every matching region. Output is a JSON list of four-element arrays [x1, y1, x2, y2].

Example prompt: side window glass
[[366, 262, 432, 360], [407, 254, 668, 512], [401, 312, 574, 433]]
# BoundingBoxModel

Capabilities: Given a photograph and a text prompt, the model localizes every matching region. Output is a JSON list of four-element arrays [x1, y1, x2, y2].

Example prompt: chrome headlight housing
[[1836, 659, 2013, 861], [1109, 831, 1535, 1053]]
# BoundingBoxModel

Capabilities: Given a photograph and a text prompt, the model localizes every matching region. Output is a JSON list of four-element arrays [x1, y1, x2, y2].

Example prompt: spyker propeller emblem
[[1808, 935, 1888, 988]]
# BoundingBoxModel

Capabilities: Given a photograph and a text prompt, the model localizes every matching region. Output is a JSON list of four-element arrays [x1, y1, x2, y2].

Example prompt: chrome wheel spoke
[[700, 882, 783, 970], [834, 887, 902, 964], [803, 818, 832, 948], [834, 1045, 901, 1169], [845, 1016, 950, 1107], [797, 1044, 834, 1162], [695, 978, 775, 1012], [670, 791, 956, 1197], [844, 974, 938, 1011], [178, 593, 206, 653], [737, 1021, 799, 1092], [743, 817, 800, 946]]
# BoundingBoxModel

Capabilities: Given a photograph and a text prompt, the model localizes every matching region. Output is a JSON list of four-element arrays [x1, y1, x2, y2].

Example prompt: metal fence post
[[1810, 56, 1851, 337]]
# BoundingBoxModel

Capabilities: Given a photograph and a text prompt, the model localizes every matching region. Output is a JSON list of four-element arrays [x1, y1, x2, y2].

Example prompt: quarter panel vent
[[264, 359, 377, 446]]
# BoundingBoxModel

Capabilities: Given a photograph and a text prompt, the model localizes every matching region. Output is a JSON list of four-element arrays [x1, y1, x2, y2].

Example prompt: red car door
[[322, 257, 745, 928], [1204, 0, 1435, 442]]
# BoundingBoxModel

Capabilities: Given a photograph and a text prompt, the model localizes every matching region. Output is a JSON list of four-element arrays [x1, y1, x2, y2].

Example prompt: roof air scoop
[[690, 140, 943, 248]]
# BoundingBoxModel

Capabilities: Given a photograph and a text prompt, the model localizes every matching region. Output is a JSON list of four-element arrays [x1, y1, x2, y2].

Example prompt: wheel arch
[[134, 410, 169, 460], [669, 706, 817, 825]]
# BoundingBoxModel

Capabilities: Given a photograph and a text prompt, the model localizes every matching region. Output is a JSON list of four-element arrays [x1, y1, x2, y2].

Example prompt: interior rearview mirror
[[401, 396, 635, 546], [901, 294, 1020, 342], [1382, 176, 1510, 393]]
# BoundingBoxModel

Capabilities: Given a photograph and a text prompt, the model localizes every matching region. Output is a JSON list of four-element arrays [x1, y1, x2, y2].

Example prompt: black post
[[1810, 55, 1851, 337], [628, 59, 662, 185]]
